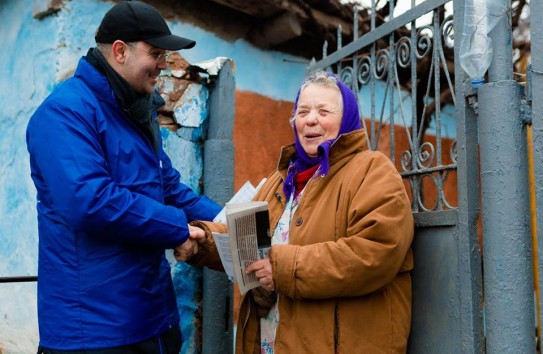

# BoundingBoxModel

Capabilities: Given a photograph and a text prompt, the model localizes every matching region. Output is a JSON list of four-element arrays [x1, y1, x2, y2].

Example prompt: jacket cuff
[[270, 244, 299, 299], [185, 221, 227, 271], [190, 220, 227, 236]]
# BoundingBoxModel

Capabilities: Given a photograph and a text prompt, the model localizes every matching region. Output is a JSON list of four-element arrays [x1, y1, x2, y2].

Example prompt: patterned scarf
[[283, 73, 361, 199]]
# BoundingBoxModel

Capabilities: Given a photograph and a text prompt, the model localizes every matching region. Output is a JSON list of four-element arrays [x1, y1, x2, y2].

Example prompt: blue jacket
[[26, 57, 221, 350]]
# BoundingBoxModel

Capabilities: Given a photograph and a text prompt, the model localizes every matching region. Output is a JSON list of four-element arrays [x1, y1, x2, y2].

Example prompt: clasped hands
[[174, 225, 275, 292], [174, 225, 206, 261]]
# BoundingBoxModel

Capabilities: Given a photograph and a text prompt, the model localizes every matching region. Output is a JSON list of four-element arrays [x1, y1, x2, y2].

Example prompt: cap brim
[[145, 34, 196, 50]]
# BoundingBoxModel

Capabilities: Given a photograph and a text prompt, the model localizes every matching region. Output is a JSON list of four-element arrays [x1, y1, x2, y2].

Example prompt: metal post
[[479, 1, 535, 351], [478, 80, 534, 353], [202, 60, 235, 354]]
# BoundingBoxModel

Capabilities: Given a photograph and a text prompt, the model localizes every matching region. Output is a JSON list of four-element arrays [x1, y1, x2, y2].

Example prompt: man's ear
[[111, 40, 127, 64]]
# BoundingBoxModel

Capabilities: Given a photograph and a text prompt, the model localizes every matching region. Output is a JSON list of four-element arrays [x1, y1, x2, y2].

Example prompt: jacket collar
[[277, 129, 368, 177], [74, 57, 118, 106]]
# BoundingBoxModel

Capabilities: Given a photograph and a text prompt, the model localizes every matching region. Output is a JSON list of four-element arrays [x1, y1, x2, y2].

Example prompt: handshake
[[173, 225, 206, 261]]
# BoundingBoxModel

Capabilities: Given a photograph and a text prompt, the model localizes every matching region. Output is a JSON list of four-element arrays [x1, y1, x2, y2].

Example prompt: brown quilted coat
[[190, 130, 414, 354]]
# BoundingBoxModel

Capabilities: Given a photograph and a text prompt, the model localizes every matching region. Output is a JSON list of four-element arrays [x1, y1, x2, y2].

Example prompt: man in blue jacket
[[26, 1, 221, 353]]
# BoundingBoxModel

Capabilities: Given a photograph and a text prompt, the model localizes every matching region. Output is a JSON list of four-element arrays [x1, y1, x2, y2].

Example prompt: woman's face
[[294, 84, 343, 157]]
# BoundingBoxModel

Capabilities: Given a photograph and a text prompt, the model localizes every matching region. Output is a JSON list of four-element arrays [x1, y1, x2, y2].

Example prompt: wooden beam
[[209, 0, 353, 38], [309, 8, 353, 37], [209, 0, 283, 17], [248, 12, 302, 48]]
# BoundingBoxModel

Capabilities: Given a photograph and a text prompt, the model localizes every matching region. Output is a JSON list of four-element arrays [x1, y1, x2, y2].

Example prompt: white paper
[[211, 232, 236, 281], [225, 201, 270, 294], [210, 179, 269, 294], [213, 178, 266, 224]]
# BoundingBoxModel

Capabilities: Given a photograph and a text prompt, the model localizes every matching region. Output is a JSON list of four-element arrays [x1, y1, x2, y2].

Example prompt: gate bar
[[453, 0, 484, 351]]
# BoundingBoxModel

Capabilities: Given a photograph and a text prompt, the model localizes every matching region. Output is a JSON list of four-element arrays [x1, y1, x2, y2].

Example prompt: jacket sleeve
[[160, 150, 222, 222], [27, 98, 204, 249], [270, 152, 414, 300], [185, 221, 227, 271]]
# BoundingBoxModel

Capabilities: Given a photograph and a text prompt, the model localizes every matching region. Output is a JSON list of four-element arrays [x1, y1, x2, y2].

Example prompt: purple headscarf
[[283, 72, 361, 199]]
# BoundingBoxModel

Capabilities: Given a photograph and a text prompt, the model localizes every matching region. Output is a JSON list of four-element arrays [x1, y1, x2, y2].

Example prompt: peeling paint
[[174, 84, 209, 128], [32, 0, 63, 20], [160, 78, 208, 353], [193, 57, 230, 76]]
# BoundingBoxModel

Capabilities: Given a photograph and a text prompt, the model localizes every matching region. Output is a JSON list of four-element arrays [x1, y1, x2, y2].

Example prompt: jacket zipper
[[158, 334, 164, 354]]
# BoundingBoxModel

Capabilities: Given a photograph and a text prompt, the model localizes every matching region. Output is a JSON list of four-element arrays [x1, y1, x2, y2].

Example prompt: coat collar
[[74, 57, 118, 106], [277, 129, 368, 177]]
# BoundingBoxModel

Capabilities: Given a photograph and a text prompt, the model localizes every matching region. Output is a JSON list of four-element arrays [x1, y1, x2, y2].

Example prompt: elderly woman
[[184, 71, 414, 354]]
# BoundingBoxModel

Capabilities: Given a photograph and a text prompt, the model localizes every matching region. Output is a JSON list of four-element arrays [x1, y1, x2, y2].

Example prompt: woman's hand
[[174, 225, 207, 261], [246, 258, 275, 292], [188, 225, 206, 244], [174, 238, 198, 261]]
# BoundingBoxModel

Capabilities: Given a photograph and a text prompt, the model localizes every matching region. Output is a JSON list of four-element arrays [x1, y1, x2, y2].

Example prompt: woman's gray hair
[[290, 71, 343, 126], [300, 71, 340, 92]]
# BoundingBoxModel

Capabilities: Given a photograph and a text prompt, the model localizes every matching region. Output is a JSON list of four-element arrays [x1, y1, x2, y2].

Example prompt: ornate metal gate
[[308, 0, 539, 352]]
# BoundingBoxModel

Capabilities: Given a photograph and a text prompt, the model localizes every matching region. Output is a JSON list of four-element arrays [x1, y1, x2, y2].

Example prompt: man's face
[[122, 41, 168, 94]]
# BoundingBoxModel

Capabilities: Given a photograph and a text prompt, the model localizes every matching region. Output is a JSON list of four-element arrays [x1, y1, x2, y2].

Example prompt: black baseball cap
[[95, 1, 195, 50]]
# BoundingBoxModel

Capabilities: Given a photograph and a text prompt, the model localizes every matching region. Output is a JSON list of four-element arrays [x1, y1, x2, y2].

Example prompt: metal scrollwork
[[339, 66, 354, 88], [374, 49, 390, 80], [441, 15, 454, 48], [418, 174, 439, 212], [401, 150, 412, 172], [396, 36, 411, 68], [441, 170, 457, 209], [416, 25, 434, 59], [357, 56, 372, 85], [417, 142, 435, 169], [450, 140, 457, 164]]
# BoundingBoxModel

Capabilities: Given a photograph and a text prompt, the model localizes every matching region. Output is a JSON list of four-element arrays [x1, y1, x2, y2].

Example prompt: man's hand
[[246, 258, 275, 292], [174, 238, 198, 261], [189, 225, 206, 244]]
